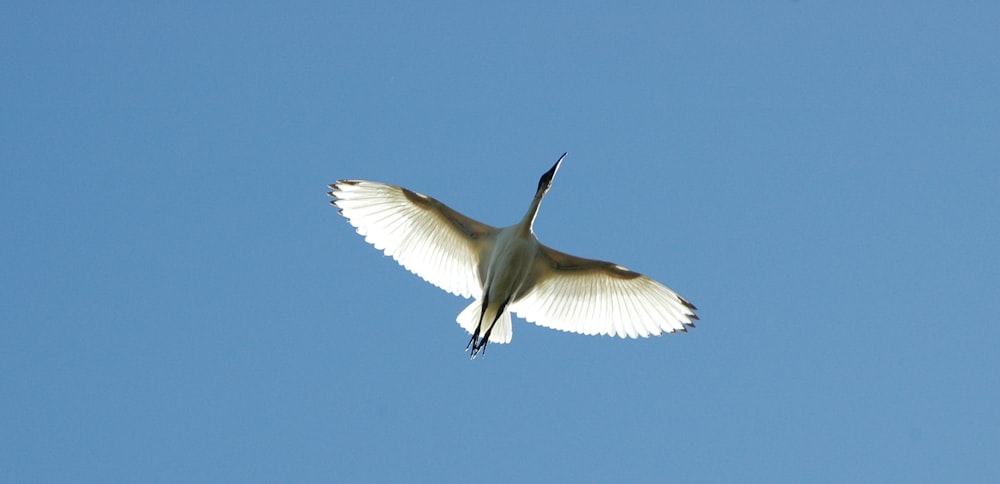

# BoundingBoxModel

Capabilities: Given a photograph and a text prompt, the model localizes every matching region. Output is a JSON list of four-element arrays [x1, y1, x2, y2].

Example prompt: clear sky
[[3, 2, 998, 482]]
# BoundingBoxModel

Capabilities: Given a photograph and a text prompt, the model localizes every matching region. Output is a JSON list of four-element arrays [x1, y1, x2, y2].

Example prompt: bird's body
[[329, 154, 698, 357]]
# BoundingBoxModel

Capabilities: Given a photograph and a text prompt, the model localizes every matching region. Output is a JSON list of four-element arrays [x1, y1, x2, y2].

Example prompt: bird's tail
[[457, 299, 512, 344]]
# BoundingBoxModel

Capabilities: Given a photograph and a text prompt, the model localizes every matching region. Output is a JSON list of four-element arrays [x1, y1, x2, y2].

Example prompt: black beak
[[536, 152, 567, 193]]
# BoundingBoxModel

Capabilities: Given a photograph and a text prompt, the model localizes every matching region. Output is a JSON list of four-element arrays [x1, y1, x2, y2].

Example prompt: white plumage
[[328, 153, 698, 357]]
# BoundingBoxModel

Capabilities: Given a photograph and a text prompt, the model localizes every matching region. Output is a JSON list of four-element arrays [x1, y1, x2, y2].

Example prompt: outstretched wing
[[328, 180, 497, 299], [511, 245, 698, 338]]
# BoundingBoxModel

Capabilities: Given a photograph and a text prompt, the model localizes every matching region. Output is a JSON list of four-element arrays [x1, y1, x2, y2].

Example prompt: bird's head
[[536, 152, 567, 195]]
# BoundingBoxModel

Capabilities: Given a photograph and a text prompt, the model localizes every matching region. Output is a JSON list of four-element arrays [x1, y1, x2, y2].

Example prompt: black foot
[[467, 334, 489, 359]]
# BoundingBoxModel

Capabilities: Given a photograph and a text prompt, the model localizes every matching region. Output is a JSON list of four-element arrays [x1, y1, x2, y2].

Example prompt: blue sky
[[3, 2, 998, 482]]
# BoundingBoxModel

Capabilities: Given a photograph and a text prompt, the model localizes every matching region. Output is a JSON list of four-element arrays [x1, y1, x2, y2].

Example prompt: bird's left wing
[[510, 245, 698, 338], [329, 180, 497, 299]]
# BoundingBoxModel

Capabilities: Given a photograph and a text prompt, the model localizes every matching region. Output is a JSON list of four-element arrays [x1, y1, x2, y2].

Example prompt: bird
[[328, 153, 698, 358]]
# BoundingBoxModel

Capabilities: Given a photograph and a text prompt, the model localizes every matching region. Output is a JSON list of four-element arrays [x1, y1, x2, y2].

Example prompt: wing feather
[[329, 180, 496, 298], [511, 245, 698, 338]]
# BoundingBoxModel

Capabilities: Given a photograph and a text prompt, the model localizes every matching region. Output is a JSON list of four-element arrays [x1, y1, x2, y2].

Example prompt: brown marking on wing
[[401, 187, 495, 239], [537, 245, 643, 280]]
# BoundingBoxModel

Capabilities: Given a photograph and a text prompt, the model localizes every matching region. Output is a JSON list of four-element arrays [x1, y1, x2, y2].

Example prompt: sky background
[[3, 2, 998, 482]]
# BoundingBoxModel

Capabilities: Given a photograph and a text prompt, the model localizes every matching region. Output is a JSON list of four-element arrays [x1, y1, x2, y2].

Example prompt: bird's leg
[[466, 330, 479, 353], [466, 322, 482, 356], [474, 329, 492, 358], [468, 333, 488, 358], [474, 298, 508, 359], [480, 321, 496, 348], [468, 335, 487, 359], [466, 294, 490, 358]]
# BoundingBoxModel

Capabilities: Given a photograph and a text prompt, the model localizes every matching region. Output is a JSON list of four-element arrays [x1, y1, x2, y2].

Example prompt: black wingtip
[[678, 296, 697, 311]]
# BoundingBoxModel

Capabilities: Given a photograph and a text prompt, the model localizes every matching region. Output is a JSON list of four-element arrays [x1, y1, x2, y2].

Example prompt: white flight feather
[[510, 246, 697, 339], [330, 180, 496, 299]]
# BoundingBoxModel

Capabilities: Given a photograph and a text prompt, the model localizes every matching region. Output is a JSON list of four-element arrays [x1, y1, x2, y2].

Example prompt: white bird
[[328, 153, 698, 357]]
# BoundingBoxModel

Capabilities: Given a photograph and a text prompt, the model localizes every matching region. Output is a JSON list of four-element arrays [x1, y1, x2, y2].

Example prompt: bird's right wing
[[511, 245, 698, 338], [329, 180, 497, 299]]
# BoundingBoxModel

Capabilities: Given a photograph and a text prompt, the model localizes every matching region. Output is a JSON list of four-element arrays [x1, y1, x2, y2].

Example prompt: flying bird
[[328, 153, 698, 357]]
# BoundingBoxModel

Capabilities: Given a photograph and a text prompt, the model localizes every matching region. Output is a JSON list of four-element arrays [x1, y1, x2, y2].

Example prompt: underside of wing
[[329, 180, 497, 298], [511, 245, 698, 338]]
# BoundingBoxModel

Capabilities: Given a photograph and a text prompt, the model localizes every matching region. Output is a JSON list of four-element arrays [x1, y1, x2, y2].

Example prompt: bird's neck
[[517, 190, 546, 236]]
